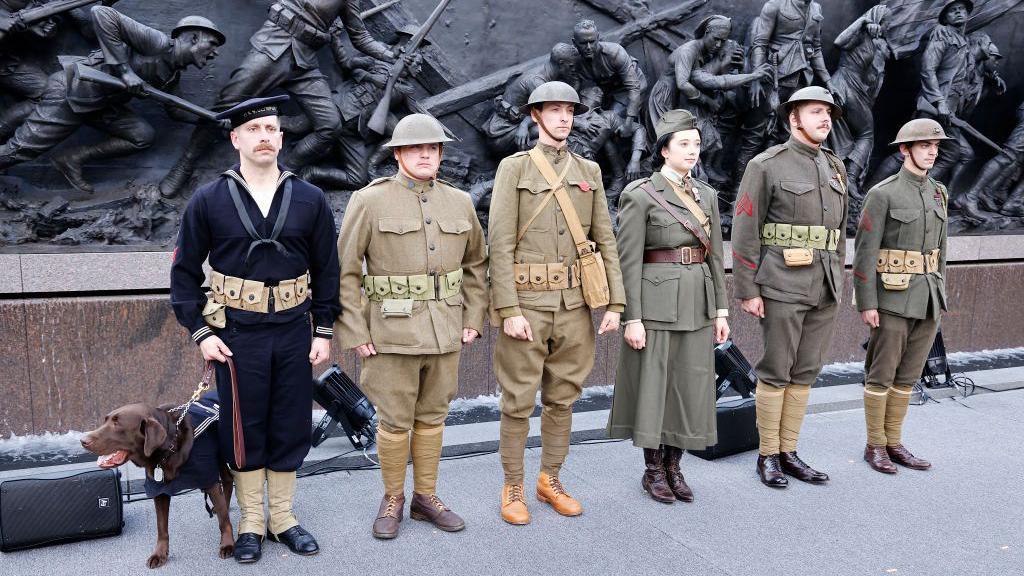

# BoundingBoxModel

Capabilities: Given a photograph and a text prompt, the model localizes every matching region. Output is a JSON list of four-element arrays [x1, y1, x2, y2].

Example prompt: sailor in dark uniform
[[170, 95, 341, 564]]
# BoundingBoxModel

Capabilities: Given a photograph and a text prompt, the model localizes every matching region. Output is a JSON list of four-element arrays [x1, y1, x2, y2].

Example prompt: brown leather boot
[[536, 472, 582, 517], [409, 493, 465, 532], [500, 484, 530, 525], [756, 454, 788, 488], [887, 444, 931, 470], [779, 451, 829, 484], [641, 448, 676, 504], [372, 494, 404, 540], [662, 447, 693, 503], [864, 445, 898, 474]]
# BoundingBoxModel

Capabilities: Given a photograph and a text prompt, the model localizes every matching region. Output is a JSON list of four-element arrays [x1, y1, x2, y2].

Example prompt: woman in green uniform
[[607, 109, 730, 504]]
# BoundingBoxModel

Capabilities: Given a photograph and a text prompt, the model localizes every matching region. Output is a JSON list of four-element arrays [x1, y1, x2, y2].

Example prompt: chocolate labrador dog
[[81, 401, 234, 568]]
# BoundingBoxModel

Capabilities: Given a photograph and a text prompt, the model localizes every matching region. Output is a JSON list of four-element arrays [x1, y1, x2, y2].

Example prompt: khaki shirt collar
[[536, 142, 569, 160], [787, 135, 822, 159], [659, 166, 691, 188], [897, 165, 929, 186], [395, 170, 435, 193]]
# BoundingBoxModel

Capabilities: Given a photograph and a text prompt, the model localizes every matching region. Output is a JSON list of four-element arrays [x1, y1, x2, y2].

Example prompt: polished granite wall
[[2, 262, 1022, 436]]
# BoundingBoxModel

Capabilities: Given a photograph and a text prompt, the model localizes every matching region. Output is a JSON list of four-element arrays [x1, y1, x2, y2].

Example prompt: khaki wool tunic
[[607, 170, 728, 450]]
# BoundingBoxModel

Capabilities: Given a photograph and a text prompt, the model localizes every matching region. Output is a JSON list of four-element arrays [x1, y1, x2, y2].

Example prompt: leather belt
[[876, 249, 941, 274], [268, 3, 329, 48], [643, 246, 707, 264]]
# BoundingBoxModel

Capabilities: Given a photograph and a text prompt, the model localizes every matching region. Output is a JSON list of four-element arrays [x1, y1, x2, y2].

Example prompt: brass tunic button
[[559, 229, 565, 235], [559, 256, 565, 262], [429, 243, 436, 251], [425, 217, 432, 224], [421, 196, 428, 203]]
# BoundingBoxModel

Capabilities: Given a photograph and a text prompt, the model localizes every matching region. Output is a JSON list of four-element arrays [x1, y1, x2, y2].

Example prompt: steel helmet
[[171, 15, 226, 46], [889, 118, 951, 146], [519, 81, 590, 115], [383, 113, 454, 148], [777, 85, 843, 119]]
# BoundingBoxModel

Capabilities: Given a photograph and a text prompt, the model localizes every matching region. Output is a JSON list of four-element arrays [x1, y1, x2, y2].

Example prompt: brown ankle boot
[[642, 448, 676, 504], [409, 493, 465, 532], [536, 472, 582, 516], [662, 446, 693, 502], [372, 494, 404, 540], [864, 445, 897, 474]]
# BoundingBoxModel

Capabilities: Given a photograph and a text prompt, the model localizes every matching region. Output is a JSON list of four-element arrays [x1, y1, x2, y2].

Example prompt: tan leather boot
[[536, 472, 582, 517], [500, 484, 530, 525]]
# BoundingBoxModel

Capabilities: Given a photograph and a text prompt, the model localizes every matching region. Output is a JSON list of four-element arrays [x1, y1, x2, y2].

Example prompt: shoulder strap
[[528, 148, 594, 256], [824, 152, 847, 193], [516, 148, 573, 244], [667, 179, 711, 236], [640, 181, 712, 253]]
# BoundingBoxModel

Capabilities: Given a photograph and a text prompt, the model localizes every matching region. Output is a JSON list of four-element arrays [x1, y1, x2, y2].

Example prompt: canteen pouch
[[381, 298, 413, 318], [880, 272, 911, 291], [782, 248, 813, 267], [578, 248, 610, 308], [201, 293, 227, 329]]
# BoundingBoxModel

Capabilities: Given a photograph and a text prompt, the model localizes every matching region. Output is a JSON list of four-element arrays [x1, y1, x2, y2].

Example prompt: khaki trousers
[[495, 305, 595, 484], [758, 293, 837, 388], [864, 311, 940, 388]]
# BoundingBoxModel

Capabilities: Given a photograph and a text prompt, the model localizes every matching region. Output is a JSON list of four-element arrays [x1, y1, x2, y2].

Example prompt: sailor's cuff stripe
[[315, 326, 333, 336], [192, 326, 213, 342]]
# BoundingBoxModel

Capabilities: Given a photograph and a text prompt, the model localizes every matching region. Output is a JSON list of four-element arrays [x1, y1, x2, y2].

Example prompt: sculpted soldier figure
[[336, 113, 487, 539], [915, 0, 973, 182], [489, 81, 625, 525], [170, 95, 341, 563], [961, 102, 1024, 219], [292, 27, 430, 190], [855, 118, 948, 475], [158, 0, 398, 198], [647, 16, 771, 184], [483, 43, 581, 156], [0, 6, 224, 192], [732, 86, 847, 488], [572, 19, 647, 143], [827, 5, 893, 202], [734, 0, 832, 183], [0, 0, 57, 142]]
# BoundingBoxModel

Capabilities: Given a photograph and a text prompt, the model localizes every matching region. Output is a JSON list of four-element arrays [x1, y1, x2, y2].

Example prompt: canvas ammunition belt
[[514, 262, 582, 291], [876, 249, 940, 274], [268, 3, 330, 48], [643, 246, 706, 264], [761, 223, 841, 251], [363, 268, 464, 301], [209, 270, 310, 313]]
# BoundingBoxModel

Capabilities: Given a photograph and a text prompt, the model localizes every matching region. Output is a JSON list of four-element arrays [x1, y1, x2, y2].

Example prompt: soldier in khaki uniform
[[489, 81, 626, 525], [732, 86, 848, 488], [854, 118, 949, 475], [335, 114, 488, 539]]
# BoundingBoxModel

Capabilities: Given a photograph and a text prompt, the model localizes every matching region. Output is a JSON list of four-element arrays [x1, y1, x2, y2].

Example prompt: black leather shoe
[[779, 451, 829, 483], [268, 525, 319, 556], [233, 532, 263, 564], [757, 454, 789, 488]]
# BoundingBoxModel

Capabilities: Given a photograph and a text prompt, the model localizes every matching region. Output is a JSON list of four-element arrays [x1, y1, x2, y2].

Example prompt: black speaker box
[[689, 396, 759, 460], [689, 340, 760, 460], [1, 469, 123, 552]]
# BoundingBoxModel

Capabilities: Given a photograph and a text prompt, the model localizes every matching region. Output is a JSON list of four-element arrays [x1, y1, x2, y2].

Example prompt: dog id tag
[[153, 467, 164, 482]]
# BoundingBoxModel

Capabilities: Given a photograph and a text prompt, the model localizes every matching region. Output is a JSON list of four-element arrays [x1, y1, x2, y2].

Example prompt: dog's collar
[[152, 410, 183, 482]]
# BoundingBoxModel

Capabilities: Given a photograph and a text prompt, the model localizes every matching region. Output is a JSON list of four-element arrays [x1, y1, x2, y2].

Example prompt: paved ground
[[2, 387, 1023, 576]]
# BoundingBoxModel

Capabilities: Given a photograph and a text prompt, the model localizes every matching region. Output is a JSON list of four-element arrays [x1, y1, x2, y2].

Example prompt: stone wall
[[2, 256, 1022, 436]]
